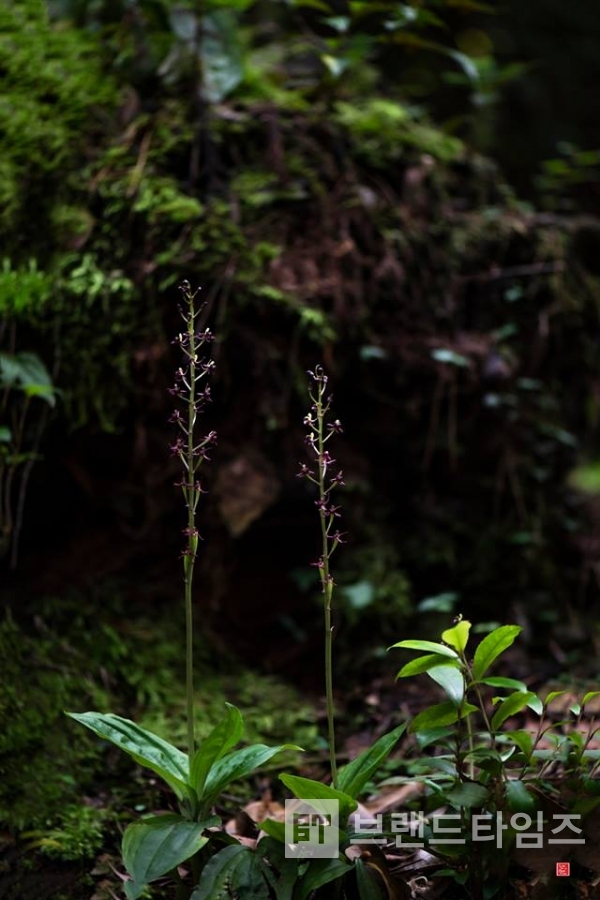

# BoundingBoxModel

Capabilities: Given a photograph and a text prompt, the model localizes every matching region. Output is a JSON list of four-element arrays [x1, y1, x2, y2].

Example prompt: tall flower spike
[[172, 280, 216, 764], [299, 365, 346, 787]]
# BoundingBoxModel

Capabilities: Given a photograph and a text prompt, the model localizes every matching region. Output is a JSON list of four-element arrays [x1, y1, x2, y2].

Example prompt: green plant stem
[[184, 555, 195, 766], [184, 296, 199, 767], [324, 579, 337, 787], [315, 390, 338, 788]]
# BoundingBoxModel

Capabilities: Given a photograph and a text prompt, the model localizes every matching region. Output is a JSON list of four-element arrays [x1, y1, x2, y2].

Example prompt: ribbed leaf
[[123, 814, 209, 894], [296, 858, 351, 900], [202, 743, 299, 806], [190, 703, 244, 797], [191, 844, 270, 900], [280, 773, 357, 822], [337, 723, 406, 799], [66, 712, 190, 800]]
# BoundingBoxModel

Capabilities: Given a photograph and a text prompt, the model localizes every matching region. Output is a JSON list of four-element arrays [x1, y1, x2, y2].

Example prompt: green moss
[[334, 98, 464, 165], [23, 804, 109, 862], [0, 1, 119, 254], [0, 614, 109, 831]]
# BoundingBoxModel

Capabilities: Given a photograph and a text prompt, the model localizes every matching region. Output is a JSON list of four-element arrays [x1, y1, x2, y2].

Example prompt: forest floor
[[2, 526, 600, 900]]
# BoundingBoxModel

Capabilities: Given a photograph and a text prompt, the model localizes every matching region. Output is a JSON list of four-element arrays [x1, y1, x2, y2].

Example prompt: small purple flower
[[169, 437, 185, 456], [299, 366, 347, 590]]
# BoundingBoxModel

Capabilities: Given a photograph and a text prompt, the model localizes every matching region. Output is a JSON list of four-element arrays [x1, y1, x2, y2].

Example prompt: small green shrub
[[387, 619, 600, 896]]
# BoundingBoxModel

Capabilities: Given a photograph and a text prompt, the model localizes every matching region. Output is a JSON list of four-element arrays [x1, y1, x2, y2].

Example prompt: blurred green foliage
[[0, 0, 599, 718]]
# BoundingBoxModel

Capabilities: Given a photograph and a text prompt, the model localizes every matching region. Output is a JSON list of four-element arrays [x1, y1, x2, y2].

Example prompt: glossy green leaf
[[389, 640, 458, 659], [201, 11, 243, 103], [353, 858, 384, 900], [481, 677, 527, 692], [441, 619, 471, 652], [202, 743, 300, 806], [337, 723, 406, 799], [471, 626, 522, 681], [191, 844, 270, 900], [397, 654, 460, 678], [414, 727, 455, 750], [409, 701, 477, 733], [0, 351, 56, 406], [427, 665, 464, 705], [259, 818, 287, 843], [123, 814, 209, 896], [504, 780, 536, 814], [296, 858, 351, 900], [252, 837, 297, 900], [464, 747, 503, 775], [66, 712, 190, 800], [414, 755, 457, 776], [280, 774, 357, 821], [582, 691, 600, 707], [444, 781, 489, 808], [506, 730, 533, 759], [190, 703, 244, 797], [491, 692, 539, 731], [543, 690, 566, 706]]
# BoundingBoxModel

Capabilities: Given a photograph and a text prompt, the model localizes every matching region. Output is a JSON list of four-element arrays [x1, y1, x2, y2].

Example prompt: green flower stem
[[174, 283, 214, 769], [184, 293, 199, 766], [314, 379, 338, 788]]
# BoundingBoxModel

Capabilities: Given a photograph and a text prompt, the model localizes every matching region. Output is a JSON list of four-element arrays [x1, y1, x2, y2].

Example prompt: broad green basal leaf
[[201, 743, 300, 806], [190, 703, 244, 797], [66, 712, 191, 800], [337, 723, 406, 799], [191, 844, 270, 900], [280, 774, 357, 822], [123, 814, 210, 899]]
